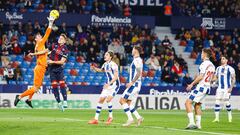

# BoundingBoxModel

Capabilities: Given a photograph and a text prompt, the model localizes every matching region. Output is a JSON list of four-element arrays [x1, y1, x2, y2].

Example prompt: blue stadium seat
[[15, 55, 23, 61], [195, 53, 202, 65], [184, 46, 193, 52], [203, 39, 210, 48], [9, 80, 16, 85], [143, 64, 149, 71]]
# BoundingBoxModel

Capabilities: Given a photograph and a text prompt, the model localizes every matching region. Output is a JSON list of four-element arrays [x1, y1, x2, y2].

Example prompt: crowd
[[174, 0, 240, 18], [0, 19, 189, 85], [0, 0, 132, 16], [176, 26, 240, 84]]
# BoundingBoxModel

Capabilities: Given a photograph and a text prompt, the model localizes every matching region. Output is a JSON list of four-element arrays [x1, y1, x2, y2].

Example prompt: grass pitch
[[0, 109, 239, 135]]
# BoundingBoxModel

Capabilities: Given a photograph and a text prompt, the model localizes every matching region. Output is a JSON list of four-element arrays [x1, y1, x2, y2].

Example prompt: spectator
[[108, 39, 125, 56], [142, 36, 153, 58], [171, 61, 183, 77], [175, 27, 185, 40], [123, 4, 131, 16], [235, 63, 240, 84], [161, 66, 171, 83], [91, 1, 100, 14], [170, 70, 179, 86], [87, 47, 97, 63], [24, 0, 32, 9], [14, 65, 22, 84], [145, 54, 160, 70], [23, 40, 34, 54], [3, 64, 15, 84], [164, 0, 172, 16], [112, 53, 120, 67], [59, 1, 67, 13], [12, 43, 22, 54], [161, 35, 172, 48], [106, 3, 114, 14], [182, 73, 193, 87], [66, 0, 76, 13]]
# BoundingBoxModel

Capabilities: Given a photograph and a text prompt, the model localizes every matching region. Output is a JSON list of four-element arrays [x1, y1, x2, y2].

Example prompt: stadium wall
[[0, 12, 155, 28], [171, 16, 240, 32], [0, 85, 239, 110]]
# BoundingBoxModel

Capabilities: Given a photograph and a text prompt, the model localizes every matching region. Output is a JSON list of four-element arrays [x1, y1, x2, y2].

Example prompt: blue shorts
[[49, 66, 64, 82], [122, 84, 141, 101], [188, 86, 210, 103]]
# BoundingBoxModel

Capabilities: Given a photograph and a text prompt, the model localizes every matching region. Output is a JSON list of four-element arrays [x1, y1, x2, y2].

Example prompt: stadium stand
[[0, 0, 240, 87]]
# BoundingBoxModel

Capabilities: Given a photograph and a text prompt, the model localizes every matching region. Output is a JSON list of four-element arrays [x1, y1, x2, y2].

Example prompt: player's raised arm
[[41, 16, 54, 43]]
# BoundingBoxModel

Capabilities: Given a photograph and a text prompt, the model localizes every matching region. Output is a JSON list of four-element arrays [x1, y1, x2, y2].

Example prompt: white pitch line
[[62, 118, 239, 135]]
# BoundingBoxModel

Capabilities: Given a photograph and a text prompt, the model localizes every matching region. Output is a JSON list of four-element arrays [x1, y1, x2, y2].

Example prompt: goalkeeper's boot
[[25, 99, 33, 108], [14, 95, 20, 106]]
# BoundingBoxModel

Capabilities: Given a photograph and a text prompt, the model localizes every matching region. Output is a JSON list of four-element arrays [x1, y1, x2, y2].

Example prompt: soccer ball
[[50, 10, 59, 19]]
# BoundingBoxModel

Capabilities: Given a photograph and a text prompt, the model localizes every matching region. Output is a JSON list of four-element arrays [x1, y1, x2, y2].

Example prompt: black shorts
[[49, 65, 64, 82]]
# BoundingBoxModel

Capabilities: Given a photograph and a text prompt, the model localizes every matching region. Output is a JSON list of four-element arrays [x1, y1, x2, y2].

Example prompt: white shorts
[[216, 89, 231, 100], [122, 85, 141, 101], [188, 85, 210, 103], [100, 85, 119, 98]]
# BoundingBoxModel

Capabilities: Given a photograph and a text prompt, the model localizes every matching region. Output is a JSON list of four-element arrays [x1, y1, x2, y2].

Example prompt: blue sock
[[60, 87, 67, 101], [226, 104, 231, 112], [53, 87, 60, 103]]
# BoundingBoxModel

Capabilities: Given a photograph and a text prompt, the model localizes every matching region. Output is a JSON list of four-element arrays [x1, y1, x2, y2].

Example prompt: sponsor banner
[[0, 85, 239, 95], [0, 12, 155, 28], [171, 16, 240, 30], [0, 94, 240, 110], [114, 0, 164, 6]]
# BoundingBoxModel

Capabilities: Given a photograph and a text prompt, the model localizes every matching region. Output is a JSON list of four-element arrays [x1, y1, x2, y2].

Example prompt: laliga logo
[[91, 15, 131, 26], [5, 12, 23, 21]]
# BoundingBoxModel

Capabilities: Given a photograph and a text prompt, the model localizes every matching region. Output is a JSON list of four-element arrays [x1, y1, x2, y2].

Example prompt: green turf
[[0, 109, 239, 135]]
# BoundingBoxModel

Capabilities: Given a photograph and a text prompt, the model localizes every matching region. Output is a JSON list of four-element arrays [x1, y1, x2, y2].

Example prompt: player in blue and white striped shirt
[[119, 46, 144, 127], [88, 51, 120, 125], [212, 56, 236, 123]]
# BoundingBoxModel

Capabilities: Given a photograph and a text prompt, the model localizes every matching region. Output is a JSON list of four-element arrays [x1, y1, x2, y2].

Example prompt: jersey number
[[205, 71, 214, 82]]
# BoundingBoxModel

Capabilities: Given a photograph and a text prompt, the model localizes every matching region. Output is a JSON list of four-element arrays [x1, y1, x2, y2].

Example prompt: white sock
[[215, 112, 219, 120], [187, 112, 195, 125], [122, 103, 133, 121], [94, 103, 103, 120], [226, 104, 232, 120], [130, 105, 141, 119], [195, 115, 201, 127], [228, 111, 232, 120], [108, 102, 113, 118]]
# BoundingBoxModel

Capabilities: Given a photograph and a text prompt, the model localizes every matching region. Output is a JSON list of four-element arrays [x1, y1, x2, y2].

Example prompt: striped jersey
[[101, 61, 120, 88], [129, 57, 143, 85], [215, 65, 235, 90]]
